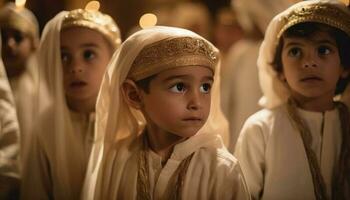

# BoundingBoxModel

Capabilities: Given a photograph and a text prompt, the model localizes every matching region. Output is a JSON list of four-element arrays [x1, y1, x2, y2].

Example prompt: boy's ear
[[278, 72, 286, 82], [341, 67, 350, 79], [122, 79, 143, 109]]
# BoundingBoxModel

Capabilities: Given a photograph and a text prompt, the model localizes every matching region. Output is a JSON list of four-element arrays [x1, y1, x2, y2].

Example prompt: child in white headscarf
[[83, 26, 250, 200], [0, 2, 40, 163], [21, 8, 121, 199], [235, 0, 350, 199]]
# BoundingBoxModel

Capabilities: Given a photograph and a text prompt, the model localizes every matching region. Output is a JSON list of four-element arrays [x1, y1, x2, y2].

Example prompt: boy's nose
[[303, 52, 318, 68], [69, 60, 84, 73], [187, 90, 202, 110]]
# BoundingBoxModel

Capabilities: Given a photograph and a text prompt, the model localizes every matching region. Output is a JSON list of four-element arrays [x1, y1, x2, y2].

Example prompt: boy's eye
[[170, 83, 186, 93], [317, 45, 331, 55], [200, 83, 211, 94], [61, 52, 70, 64], [288, 47, 301, 57], [13, 33, 24, 43], [83, 50, 96, 60]]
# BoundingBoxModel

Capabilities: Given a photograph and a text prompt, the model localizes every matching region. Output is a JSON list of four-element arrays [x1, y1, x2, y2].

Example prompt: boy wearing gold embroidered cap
[[235, 0, 350, 199], [82, 26, 250, 200], [0, 2, 41, 163], [20, 8, 121, 199]]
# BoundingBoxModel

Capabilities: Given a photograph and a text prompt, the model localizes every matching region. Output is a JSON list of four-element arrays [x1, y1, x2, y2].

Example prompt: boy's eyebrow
[[312, 39, 337, 46], [202, 76, 214, 82], [80, 43, 99, 48], [284, 41, 304, 48], [60, 43, 99, 49], [163, 74, 214, 82], [284, 39, 336, 48]]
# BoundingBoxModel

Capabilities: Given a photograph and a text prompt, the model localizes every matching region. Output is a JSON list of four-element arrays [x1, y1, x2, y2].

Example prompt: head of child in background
[[258, 0, 350, 110], [0, 2, 39, 78], [213, 7, 243, 55], [60, 9, 121, 113]]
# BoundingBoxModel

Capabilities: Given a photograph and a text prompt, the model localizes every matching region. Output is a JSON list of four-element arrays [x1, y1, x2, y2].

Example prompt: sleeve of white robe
[[21, 130, 52, 199], [0, 99, 19, 178], [0, 61, 19, 179], [211, 157, 251, 200], [234, 115, 267, 200]]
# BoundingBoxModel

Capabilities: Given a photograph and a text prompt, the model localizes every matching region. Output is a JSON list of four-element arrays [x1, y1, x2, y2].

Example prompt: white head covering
[[22, 9, 121, 198], [83, 26, 229, 199], [258, 0, 350, 109], [233, 0, 294, 34]]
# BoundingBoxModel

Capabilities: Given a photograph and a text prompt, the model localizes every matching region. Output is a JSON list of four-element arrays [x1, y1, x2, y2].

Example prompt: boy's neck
[[291, 93, 335, 112], [67, 97, 95, 114], [145, 125, 186, 165]]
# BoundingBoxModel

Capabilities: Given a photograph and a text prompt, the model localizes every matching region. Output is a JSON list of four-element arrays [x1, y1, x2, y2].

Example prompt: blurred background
[[0, 0, 232, 41]]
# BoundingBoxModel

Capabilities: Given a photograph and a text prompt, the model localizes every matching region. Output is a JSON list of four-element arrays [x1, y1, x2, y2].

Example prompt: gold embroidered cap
[[128, 36, 219, 81], [278, 1, 350, 38], [0, 2, 39, 40], [62, 9, 121, 48]]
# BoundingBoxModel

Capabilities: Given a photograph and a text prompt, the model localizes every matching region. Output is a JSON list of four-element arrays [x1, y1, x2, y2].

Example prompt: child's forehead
[[283, 30, 336, 44], [60, 27, 112, 49], [155, 66, 214, 81]]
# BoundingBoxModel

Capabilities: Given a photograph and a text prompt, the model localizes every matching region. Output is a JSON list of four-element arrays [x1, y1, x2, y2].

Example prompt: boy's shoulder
[[191, 134, 239, 170], [245, 104, 288, 126]]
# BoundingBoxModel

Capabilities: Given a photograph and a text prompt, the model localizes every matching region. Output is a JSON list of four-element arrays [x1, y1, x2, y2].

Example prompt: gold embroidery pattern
[[62, 9, 121, 47], [129, 37, 219, 81], [278, 4, 350, 38]]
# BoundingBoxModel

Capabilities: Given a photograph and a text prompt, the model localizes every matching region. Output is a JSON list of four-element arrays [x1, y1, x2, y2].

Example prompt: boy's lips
[[300, 75, 322, 82], [70, 80, 87, 87], [182, 117, 203, 122]]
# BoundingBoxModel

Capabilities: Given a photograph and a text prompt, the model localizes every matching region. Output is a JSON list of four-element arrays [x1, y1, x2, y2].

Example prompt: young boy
[[235, 0, 350, 199], [0, 2, 40, 162], [83, 26, 250, 200], [21, 8, 121, 199]]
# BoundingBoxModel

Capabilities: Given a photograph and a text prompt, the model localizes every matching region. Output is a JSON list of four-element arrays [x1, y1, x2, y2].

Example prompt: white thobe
[[235, 104, 342, 200]]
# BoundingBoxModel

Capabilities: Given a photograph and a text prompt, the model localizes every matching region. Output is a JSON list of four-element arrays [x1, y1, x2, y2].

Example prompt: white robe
[[94, 132, 250, 200], [0, 62, 19, 179], [235, 104, 342, 200], [8, 56, 39, 164], [21, 110, 95, 199]]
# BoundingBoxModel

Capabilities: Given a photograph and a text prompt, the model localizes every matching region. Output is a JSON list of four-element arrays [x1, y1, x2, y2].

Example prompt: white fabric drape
[[0, 35, 19, 179], [21, 11, 95, 199]]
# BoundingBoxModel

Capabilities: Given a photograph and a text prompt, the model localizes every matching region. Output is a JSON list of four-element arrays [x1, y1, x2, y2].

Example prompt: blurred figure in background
[[221, 0, 293, 152], [213, 7, 243, 57], [155, 2, 212, 40], [0, 2, 40, 165]]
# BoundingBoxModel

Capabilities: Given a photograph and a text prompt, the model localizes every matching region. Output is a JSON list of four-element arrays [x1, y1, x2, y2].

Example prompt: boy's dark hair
[[272, 22, 350, 94], [135, 74, 157, 93]]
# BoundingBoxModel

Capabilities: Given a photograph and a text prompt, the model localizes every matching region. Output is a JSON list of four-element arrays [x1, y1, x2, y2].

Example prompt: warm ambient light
[[85, 1, 100, 11], [139, 13, 157, 29], [15, 0, 26, 8]]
